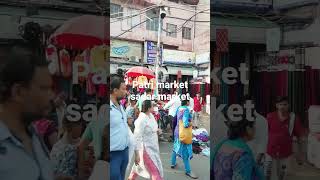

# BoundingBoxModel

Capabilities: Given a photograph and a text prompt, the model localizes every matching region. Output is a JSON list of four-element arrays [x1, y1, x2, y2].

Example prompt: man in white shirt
[[212, 96, 268, 164], [187, 94, 195, 127], [163, 90, 181, 140]]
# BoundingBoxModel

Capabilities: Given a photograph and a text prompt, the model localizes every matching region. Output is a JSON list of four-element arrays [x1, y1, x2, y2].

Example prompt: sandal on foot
[[186, 172, 198, 179], [171, 164, 177, 169]]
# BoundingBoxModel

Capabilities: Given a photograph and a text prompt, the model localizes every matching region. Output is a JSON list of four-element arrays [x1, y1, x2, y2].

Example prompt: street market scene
[[109, 0, 210, 180], [211, 0, 320, 180], [0, 1, 108, 180]]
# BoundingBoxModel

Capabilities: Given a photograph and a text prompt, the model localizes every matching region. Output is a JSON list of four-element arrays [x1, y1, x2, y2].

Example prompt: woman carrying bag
[[128, 100, 164, 180], [170, 99, 198, 179]]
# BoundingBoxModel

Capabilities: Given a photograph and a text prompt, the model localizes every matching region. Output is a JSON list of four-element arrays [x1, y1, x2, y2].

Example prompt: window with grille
[[166, 23, 177, 37], [146, 9, 159, 31], [127, 8, 141, 28], [110, 3, 123, 18], [182, 27, 192, 40]]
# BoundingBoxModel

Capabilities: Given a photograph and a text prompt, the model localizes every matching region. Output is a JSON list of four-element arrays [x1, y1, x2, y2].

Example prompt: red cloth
[[86, 73, 96, 95], [193, 97, 202, 112], [97, 84, 107, 97], [216, 29, 229, 52], [266, 112, 305, 159]]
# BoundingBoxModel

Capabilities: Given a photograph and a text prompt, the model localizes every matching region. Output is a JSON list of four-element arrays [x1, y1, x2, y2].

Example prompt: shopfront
[[111, 39, 143, 62]]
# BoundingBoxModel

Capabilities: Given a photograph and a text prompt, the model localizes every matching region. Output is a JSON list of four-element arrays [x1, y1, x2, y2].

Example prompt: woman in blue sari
[[171, 100, 198, 179], [211, 113, 265, 180]]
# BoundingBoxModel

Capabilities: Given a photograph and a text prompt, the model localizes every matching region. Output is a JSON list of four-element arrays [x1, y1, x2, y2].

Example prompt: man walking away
[[193, 93, 202, 129], [265, 96, 307, 180], [163, 89, 181, 141]]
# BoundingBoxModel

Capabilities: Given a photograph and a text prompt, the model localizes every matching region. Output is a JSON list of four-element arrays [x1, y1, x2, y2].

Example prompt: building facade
[[110, 0, 210, 91]]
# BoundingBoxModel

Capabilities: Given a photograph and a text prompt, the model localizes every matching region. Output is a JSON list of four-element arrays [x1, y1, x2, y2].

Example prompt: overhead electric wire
[[166, 6, 210, 14], [110, 5, 157, 23], [112, 18, 150, 38], [112, 6, 209, 38], [111, 5, 209, 23], [163, 8, 210, 34], [165, 16, 210, 22]]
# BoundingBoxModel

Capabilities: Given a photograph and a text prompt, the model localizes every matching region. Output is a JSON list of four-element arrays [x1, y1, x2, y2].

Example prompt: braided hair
[[225, 111, 256, 140], [101, 124, 109, 162]]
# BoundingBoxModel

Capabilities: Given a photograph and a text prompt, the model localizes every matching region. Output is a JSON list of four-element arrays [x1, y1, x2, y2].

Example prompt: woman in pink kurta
[[128, 100, 164, 180]]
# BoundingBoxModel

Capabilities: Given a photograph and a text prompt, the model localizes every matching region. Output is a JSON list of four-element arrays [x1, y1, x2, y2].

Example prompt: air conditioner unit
[[129, 56, 139, 62], [162, 74, 169, 82]]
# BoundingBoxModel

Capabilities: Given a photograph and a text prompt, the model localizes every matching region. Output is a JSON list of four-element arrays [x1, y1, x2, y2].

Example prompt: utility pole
[[155, 5, 166, 98]]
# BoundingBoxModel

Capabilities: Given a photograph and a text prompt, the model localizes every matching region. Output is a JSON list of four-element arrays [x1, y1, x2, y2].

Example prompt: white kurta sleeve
[[133, 116, 147, 151], [255, 113, 268, 154]]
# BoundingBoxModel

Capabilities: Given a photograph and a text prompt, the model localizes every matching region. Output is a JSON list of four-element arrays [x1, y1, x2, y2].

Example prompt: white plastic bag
[[132, 163, 150, 179]]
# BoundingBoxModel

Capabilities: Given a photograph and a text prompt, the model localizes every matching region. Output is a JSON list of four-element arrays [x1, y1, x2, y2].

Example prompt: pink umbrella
[[126, 66, 155, 79], [50, 15, 109, 50]]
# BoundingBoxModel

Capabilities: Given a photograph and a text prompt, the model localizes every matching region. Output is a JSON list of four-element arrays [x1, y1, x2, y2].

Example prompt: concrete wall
[[282, 4, 320, 46], [193, 0, 210, 53]]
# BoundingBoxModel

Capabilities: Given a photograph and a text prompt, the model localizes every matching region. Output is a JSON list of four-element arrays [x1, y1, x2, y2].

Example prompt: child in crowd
[[50, 116, 83, 178], [126, 99, 138, 131], [88, 124, 109, 180]]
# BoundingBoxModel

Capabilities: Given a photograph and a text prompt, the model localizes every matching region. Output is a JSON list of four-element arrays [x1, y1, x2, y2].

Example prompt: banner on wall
[[144, 41, 163, 64], [254, 48, 305, 71], [266, 28, 281, 52], [163, 49, 195, 65], [111, 39, 142, 60], [196, 52, 210, 65]]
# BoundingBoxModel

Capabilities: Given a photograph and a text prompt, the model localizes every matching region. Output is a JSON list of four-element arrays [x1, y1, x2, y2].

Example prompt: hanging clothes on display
[[220, 53, 229, 106], [213, 52, 220, 97], [46, 44, 60, 75], [59, 49, 72, 78], [90, 46, 107, 71], [74, 52, 87, 83], [97, 84, 107, 98], [86, 73, 96, 96]]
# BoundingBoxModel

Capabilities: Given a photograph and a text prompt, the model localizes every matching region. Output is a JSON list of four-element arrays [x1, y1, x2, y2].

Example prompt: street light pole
[[155, 6, 163, 98]]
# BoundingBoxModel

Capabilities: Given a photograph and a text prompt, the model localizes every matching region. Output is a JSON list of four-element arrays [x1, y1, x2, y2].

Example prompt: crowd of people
[[211, 96, 308, 180], [110, 74, 205, 180], [0, 45, 108, 180]]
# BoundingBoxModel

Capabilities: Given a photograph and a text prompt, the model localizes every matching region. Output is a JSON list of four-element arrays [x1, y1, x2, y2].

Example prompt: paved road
[[126, 141, 210, 180], [125, 112, 320, 179], [126, 113, 210, 180], [285, 159, 320, 180]]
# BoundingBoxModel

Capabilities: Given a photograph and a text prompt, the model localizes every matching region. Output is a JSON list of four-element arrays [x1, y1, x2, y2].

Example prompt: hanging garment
[[90, 46, 107, 71], [59, 49, 72, 78], [86, 73, 96, 95], [97, 85, 107, 98], [83, 48, 91, 64], [46, 44, 60, 75], [74, 53, 86, 83]]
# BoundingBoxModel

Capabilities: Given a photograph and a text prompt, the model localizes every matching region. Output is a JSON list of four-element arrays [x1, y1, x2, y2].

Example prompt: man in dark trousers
[[110, 74, 140, 180]]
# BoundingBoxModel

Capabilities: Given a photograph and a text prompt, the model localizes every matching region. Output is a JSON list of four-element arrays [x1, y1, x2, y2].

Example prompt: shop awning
[[212, 16, 277, 28], [166, 66, 194, 76], [212, 16, 279, 44]]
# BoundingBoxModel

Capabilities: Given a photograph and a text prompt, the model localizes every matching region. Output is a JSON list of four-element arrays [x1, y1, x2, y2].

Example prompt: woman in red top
[[193, 93, 202, 129]]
